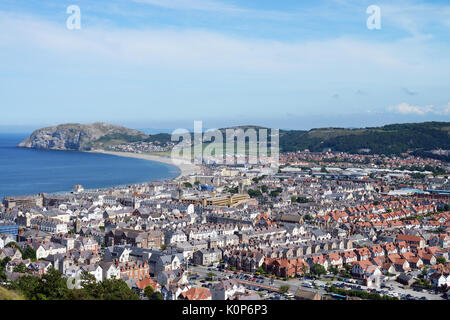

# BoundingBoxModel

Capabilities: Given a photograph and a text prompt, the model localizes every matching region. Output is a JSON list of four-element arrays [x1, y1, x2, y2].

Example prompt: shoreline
[[88, 149, 201, 179]]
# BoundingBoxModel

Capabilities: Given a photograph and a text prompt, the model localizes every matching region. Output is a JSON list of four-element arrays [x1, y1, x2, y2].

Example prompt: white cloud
[[388, 102, 450, 115], [0, 10, 437, 75]]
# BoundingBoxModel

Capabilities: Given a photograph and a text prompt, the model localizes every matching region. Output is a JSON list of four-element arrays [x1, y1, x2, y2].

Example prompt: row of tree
[[3, 267, 140, 300]]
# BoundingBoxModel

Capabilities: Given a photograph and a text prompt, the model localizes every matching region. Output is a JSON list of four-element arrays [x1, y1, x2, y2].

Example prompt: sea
[[0, 133, 180, 199]]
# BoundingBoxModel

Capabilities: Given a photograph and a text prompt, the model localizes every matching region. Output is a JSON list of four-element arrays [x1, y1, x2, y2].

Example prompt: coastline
[[88, 149, 200, 179]]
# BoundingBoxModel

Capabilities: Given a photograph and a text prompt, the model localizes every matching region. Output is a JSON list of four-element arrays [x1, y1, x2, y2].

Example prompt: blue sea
[[0, 133, 180, 199]]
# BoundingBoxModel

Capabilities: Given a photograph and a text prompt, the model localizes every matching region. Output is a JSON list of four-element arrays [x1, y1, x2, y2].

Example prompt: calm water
[[0, 133, 180, 199]]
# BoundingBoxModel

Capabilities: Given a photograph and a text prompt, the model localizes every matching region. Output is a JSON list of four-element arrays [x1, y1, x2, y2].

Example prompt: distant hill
[[18, 122, 149, 151], [279, 122, 450, 156], [19, 121, 450, 158]]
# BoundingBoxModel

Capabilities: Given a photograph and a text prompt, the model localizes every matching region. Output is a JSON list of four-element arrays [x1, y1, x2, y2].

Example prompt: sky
[[0, 0, 449, 132]]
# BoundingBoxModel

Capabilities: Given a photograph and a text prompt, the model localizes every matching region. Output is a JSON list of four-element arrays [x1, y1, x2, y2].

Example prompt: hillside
[[279, 122, 450, 156], [0, 286, 25, 300], [18, 122, 450, 158], [18, 122, 149, 151]]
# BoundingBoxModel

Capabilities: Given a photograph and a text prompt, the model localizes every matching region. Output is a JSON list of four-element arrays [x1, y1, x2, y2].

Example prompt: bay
[[0, 133, 180, 199]]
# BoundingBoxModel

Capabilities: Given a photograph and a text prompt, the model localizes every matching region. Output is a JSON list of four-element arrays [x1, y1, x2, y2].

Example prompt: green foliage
[[437, 257, 446, 265], [296, 197, 310, 203], [329, 266, 339, 275], [247, 189, 262, 198], [150, 292, 163, 300], [311, 264, 327, 277], [206, 272, 216, 281], [183, 182, 193, 188], [279, 122, 450, 156], [95, 133, 145, 143], [279, 285, 290, 294], [0, 259, 7, 282], [269, 187, 283, 198], [8, 269, 139, 300], [13, 262, 28, 273], [8, 268, 68, 300], [224, 186, 239, 194], [22, 246, 37, 261], [411, 173, 426, 179], [327, 285, 398, 300], [100, 278, 139, 300], [143, 285, 155, 298]]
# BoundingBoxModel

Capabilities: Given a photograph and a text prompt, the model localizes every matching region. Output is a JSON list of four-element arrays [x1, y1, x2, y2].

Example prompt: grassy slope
[[0, 286, 25, 300]]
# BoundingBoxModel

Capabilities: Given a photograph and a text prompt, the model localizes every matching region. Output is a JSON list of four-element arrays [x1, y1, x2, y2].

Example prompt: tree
[[143, 285, 155, 298], [38, 267, 70, 300], [13, 263, 28, 274], [100, 278, 139, 300], [183, 182, 193, 188], [256, 267, 265, 274], [7, 275, 40, 299], [7, 268, 139, 300], [279, 285, 290, 294], [320, 167, 328, 173], [248, 189, 262, 198], [150, 292, 163, 300], [329, 266, 339, 276], [296, 197, 309, 203], [206, 272, 216, 281], [311, 264, 326, 278], [0, 259, 7, 283], [160, 244, 168, 251], [1, 257, 11, 269], [437, 257, 446, 265], [22, 247, 37, 261]]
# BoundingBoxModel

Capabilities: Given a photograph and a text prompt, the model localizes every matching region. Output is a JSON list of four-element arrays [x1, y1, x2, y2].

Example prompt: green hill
[[20, 122, 450, 158], [279, 122, 450, 156]]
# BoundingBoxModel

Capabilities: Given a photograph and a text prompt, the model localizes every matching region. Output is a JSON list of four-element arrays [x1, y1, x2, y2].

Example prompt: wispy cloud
[[131, 0, 295, 20], [0, 10, 431, 74], [388, 102, 450, 115], [132, 0, 244, 12]]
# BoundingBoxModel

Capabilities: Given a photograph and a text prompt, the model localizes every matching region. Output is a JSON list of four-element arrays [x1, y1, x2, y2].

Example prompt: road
[[188, 265, 327, 296], [187, 265, 445, 300]]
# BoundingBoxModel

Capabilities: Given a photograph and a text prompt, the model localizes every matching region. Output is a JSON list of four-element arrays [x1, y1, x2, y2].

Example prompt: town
[[0, 150, 449, 301]]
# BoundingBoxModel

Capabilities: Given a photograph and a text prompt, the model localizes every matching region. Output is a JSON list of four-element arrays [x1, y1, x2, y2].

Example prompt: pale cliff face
[[18, 122, 148, 151]]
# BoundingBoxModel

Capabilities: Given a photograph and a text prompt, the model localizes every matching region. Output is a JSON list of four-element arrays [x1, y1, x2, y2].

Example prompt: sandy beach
[[89, 150, 201, 178]]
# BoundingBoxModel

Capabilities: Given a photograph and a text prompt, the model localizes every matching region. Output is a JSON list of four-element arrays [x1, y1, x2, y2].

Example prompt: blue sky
[[0, 0, 449, 132]]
